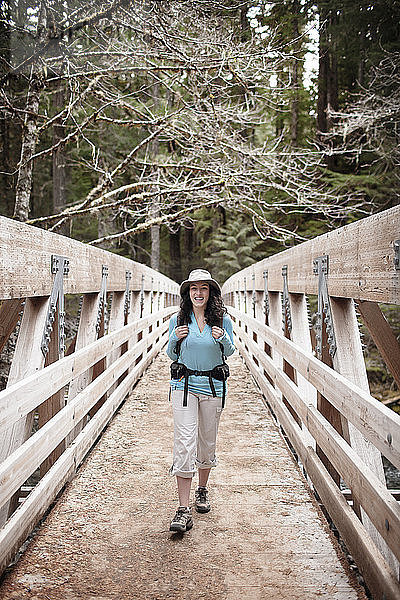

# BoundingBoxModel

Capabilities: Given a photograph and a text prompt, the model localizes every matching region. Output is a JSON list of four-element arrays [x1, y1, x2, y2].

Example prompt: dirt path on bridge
[[0, 352, 365, 600]]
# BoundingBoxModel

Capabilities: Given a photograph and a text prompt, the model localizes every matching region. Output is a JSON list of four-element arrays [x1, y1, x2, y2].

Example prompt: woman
[[166, 269, 235, 533]]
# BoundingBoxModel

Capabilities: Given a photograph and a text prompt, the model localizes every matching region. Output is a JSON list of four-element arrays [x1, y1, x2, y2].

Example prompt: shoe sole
[[195, 506, 210, 513]]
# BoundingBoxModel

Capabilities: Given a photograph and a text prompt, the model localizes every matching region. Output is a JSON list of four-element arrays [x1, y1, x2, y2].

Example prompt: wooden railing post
[[330, 297, 399, 578], [289, 293, 317, 449], [0, 297, 48, 526], [65, 293, 98, 447]]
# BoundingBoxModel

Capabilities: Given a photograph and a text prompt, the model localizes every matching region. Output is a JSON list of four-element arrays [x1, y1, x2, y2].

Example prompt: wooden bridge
[[0, 206, 399, 599]]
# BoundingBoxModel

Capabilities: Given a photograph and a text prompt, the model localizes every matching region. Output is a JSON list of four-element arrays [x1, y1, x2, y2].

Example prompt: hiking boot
[[195, 487, 211, 513], [169, 507, 193, 533]]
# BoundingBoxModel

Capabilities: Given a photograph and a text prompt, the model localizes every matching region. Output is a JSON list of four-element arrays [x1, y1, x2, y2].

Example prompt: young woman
[[166, 269, 235, 533]]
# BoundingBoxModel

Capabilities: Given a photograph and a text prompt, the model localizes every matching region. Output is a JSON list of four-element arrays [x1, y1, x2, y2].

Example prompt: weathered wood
[[235, 332, 400, 600], [107, 292, 125, 396], [0, 297, 48, 527], [0, 299, 24, 354], [236, 329, 400, 563], [0, 322, 169, 510], [289, 293, 317, 449], [0, 216, 179, 299], [304, 449, 400, 600], [227, 307, 400, 472], [0, 307, 176, 432], [0, 327, 169, 576], [357, 300, 400, 390], [39, 306, 65, 476], [316, 302, 343, 487], [330, 297, 399, 577], [223, 205, 400, 304]]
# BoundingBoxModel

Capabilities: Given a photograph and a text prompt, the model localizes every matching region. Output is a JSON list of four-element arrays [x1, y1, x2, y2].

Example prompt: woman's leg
[[195, 395, 222, 513], [177, 475, 192, 507], [198, 468, 211, 487]]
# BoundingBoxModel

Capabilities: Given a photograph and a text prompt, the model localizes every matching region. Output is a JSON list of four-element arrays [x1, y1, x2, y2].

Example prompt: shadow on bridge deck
[[0, 352, 366, 600]]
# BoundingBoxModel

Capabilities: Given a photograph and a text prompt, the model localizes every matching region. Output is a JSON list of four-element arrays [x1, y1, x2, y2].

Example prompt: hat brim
[[180, 279, 221, 296]]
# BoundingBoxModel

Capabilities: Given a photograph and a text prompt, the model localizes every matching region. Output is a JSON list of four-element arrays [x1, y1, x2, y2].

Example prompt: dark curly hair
[[178, 285, 227, 327]]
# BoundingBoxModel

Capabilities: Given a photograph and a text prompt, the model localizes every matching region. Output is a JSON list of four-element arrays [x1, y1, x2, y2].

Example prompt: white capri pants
[[170, 389, 223, 478]]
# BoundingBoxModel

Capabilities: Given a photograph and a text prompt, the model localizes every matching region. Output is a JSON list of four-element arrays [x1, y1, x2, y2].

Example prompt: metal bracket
[[140, 274, 145, 318], [281, 265, 292, 334], [244, 277, 247, 313], [251, 273, 256, 318], [41, 254, 69, 358], [263, 270, 270, 319], [394, 240, 400, 271], [124, 271, 131, 317], [236, 282, 241, 310], [96, 265, 108, 335], [313, 255, 336, 359], [150, 277, 154, 314]]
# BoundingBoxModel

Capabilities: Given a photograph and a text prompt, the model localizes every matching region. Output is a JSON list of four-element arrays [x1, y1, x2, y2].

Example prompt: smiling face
[[189, 282, 210, 309]]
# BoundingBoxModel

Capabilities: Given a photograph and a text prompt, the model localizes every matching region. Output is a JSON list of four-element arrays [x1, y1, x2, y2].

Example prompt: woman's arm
[[166, 315, 179, 360], [215, 315, 235, 357]]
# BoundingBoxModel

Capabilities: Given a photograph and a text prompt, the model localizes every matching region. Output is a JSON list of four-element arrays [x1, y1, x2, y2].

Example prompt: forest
[[1, 0, 399, 283]]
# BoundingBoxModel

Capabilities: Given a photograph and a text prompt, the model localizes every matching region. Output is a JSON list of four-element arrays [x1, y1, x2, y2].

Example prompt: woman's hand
[[175, 325, 189, 340], [211, 326, 224, 340]]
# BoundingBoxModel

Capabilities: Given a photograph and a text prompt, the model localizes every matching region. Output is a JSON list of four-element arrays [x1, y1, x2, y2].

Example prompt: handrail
[[222, 206, 400, 600], [0, 217, 180, 574]]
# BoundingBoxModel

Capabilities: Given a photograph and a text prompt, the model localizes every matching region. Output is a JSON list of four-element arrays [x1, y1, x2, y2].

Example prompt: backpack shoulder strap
[[174, 312, 183, 358]]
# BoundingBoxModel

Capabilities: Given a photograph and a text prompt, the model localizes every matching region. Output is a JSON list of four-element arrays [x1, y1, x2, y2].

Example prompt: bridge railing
[[222, 205, 400, 600], [0, 216, 179, 574]]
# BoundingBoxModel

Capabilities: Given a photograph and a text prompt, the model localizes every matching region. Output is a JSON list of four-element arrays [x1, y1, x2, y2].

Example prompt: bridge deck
[[0, 352, 365, 600]]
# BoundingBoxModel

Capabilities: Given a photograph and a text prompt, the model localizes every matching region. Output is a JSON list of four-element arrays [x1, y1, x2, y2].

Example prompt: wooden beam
[[0, 299, 24, 354], [227, 307, 400, 473], [0, 216, 179, 299], [39, 306, 65, 476], [288, 293, 316, 449], [0, 322, 169, 511], [222, 205, 400, 304], [0, 307, 176, 432], [107, 291, 125, 396], [235, 332, 400, 600], [357, 300, 400, 390], [235, 329, 400, 564], [0, 297, 48, 527], [330, 297, 399, 577], [0, 327, 169, 576]]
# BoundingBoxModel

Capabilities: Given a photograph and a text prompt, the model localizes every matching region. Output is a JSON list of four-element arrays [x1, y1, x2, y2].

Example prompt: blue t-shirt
[[166, 312, 235, 397]]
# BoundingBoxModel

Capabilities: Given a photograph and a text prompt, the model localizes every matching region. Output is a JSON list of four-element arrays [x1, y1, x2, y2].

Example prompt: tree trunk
[[169, 229, 182, 283], [290, 4, 300, 146], [52, 81, 68, 235], [13, 1, 47, 222]]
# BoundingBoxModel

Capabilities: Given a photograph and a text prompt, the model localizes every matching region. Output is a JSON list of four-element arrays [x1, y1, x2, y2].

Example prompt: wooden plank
[[222, 205, 400, 304], [330, 297, 399, 577], [304, 448, 400, 600], [0, 321, 169, 510], [0, 297, 48, 527], [39, 306, 65, 476], [107, 291, 125, 396], [65, 293, 99, 446], [0, 216, 179, 299], [227, 307, 400, 472], [0, 299, 24, 354], [237, 329, 400, 564], [357, 300, 400, 389], [289, 293, 317, 449], [235, 332, 400, 600], [0, 306, 176, 432], [0, 327, 169, 576]]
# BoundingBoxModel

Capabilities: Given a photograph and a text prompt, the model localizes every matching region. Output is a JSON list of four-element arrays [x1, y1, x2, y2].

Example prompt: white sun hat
[[180, 269, 221, 296]]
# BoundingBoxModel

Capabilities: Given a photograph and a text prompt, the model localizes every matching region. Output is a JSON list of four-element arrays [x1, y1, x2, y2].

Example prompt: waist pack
[[170, 318, 229, 407]]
